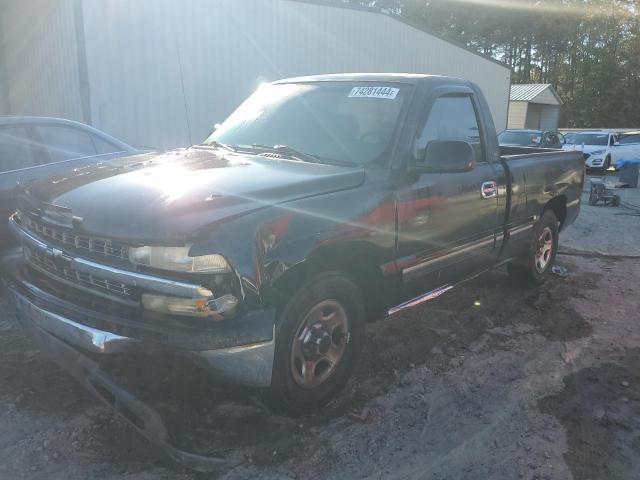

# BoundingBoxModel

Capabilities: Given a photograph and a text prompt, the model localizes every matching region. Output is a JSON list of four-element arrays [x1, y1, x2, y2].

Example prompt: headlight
[[591, 149, 606, 155], [128, 245, 231, 273]]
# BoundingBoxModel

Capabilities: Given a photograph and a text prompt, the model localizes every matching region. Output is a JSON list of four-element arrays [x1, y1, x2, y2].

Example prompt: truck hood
[[24, 147, 365, 242]]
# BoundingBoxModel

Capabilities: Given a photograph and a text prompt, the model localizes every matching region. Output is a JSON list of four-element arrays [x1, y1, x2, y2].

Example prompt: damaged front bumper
[[2, 249, 276, 388], [11, 291, 227, 471], [1, 249, 277, 470]]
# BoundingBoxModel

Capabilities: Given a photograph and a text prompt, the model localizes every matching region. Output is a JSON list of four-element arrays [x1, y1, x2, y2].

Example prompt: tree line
[[334, 0, 640, 128]]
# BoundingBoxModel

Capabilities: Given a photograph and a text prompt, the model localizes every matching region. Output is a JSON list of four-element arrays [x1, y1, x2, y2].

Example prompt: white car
[[562, 131, 618, 170], [611, 131, 640, 168]]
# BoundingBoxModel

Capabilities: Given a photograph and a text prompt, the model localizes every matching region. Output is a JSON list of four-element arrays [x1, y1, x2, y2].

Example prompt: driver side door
[[395, 92, 503, 298]]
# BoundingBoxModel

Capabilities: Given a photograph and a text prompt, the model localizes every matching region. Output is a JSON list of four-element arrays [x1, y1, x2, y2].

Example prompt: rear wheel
[[507, 210, 559, 284], [270, 272, 365, 414]]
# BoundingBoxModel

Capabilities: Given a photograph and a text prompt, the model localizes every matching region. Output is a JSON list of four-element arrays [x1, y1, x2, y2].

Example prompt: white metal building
[[507, 84, 562, 131], [0, 0, 511, 149]]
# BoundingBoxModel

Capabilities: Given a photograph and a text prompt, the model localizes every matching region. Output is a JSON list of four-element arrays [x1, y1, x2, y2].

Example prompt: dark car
[[0, 116, 141, 248], [498, 129, 564, 149], [1, 74, 584, 467]]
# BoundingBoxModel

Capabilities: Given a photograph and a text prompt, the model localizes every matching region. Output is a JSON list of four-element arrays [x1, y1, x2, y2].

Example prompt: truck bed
[[499, 146, 584, 233]]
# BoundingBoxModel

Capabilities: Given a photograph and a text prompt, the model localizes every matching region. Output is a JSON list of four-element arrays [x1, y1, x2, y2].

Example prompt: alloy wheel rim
[[290, 299, 349, 389], [535, 226, 553, 273]]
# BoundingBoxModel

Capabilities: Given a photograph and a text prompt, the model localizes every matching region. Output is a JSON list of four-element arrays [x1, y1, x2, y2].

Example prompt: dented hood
[[23, 147, 365, 242]]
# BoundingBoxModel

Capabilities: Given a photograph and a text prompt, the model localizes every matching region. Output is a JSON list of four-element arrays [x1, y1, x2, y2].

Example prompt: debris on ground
[[347, 407, 374, 424], [551, 264, 569, 277], [588, 179, 621, 207]]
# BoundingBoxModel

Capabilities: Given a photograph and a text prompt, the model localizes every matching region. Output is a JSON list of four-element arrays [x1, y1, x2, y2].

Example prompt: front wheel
[[507, 210, 559, 284], [269, 272, 365, 414]]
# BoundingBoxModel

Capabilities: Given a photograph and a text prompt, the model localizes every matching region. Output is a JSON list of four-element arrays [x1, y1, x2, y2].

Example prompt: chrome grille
[[19, 213, 129, 260], [24, 245, 133, 297]]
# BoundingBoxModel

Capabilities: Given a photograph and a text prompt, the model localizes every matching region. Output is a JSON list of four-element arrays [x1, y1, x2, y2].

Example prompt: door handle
[[481, 181, 497, 199]]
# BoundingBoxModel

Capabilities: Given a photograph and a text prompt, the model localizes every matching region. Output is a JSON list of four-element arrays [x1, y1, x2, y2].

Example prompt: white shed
[[507, 84, 562, 131], [0, 0, 511, 149]]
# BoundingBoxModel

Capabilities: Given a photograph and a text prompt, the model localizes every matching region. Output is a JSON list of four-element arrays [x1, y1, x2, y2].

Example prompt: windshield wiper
[[247, 144, 357, 167], [196, 141, 237, 152]]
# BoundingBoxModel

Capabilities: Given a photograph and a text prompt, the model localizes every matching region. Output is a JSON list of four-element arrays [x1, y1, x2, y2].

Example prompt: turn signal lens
[[141, 293, 238, 319]]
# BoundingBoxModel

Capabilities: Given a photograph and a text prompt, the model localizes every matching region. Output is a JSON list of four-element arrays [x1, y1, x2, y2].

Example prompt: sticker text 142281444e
[[348, 86, 399, 99]]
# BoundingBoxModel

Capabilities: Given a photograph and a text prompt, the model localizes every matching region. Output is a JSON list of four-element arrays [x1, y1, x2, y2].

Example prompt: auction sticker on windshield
[[348, 86, 399, 99]]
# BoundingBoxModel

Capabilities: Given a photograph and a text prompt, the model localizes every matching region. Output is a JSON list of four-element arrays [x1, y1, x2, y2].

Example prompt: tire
[[269, 272, 366, 414], [601, 156, 611, 173], [507, 210, 559, 285]]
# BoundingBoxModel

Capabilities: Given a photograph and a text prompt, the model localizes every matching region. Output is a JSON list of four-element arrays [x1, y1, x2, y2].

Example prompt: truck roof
[[273, 73, 470, 86]]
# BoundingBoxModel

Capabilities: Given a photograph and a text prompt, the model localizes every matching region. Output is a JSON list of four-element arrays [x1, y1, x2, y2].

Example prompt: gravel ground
[[561, 173, 640, 256], [1, 183, 639, 480]]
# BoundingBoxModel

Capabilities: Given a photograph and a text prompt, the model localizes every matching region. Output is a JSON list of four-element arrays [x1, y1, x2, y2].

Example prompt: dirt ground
[[1, 189, 640, 479]]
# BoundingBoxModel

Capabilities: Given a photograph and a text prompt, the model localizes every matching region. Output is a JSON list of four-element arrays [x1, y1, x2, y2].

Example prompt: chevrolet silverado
[[2, 74, 584, 466]]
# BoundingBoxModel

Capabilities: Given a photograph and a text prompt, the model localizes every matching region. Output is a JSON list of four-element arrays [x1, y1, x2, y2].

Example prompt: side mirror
[[614, 141, 620, 146], [420, 140, 476, 173]]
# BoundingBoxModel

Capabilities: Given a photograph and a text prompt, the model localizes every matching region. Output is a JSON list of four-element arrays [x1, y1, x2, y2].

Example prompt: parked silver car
[[0, 116, 141, 248]]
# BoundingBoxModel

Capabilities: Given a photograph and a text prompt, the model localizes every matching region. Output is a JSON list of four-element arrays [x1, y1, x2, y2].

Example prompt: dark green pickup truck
[[2, 74, 583, 467]]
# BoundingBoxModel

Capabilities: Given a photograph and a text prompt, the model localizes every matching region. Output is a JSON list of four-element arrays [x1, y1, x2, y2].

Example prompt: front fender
[[189, 173, 398, 315]]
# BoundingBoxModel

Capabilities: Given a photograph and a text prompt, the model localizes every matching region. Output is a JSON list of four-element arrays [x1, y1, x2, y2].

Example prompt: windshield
[[498, 131, 542, 146], [205, 82, 410, 165], [564, 133, 608, 145]]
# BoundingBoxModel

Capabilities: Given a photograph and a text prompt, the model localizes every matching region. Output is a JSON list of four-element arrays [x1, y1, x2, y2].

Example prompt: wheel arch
[[269, 243, 386, 321], [543, 195, 567, 229]]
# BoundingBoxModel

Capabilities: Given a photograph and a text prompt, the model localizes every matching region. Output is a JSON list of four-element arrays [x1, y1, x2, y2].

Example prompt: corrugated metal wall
[[0, 0, 83, 120], [0, 1, 9, 113], [81, 0, 510, 148], [2, 0, 511, 149], [525, 104, 542, 129], [539, 105, 560, 131], [507, 101, 528, 129], [521, 104, 560, 131]]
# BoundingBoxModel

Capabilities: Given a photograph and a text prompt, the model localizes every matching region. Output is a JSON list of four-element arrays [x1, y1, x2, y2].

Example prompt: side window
[[619, 134, 640, 145], [0, 126, 37, 173], [34, 125, 97, 163], [91, 134, 124, 154], [416, 95, 483, 164]]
